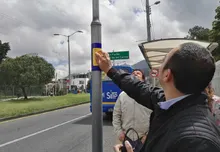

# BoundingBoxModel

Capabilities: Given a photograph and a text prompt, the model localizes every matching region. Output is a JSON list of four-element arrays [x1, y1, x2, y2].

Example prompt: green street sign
[[108, 51, 129, 60]]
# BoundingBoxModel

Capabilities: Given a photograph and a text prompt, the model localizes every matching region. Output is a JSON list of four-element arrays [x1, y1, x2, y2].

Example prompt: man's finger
[[103, 52, 111, 60], [95, 52, 102, 59], [95, 52, 104, 63], [125, 140, 133, 152], [113, 144, 123, 152], [103, 51, 109, 57], [95, 52, 100, 64], [141, 135, 147, 144]]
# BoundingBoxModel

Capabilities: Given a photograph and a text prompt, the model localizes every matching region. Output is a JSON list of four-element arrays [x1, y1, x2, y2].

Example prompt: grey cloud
[[1, 0, 91, 65], [2, 0, 216, 77], [0, 0, 90, 34], [159, 0, 219, 32]]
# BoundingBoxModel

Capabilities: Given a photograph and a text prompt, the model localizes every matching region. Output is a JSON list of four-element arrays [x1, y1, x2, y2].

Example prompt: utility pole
[[53, 31, 83, 92], [55, 73, 57, 96], [146, 0, 151, 42], [146, 0, 156, 86], [67, 36, 71, 92], [91, 0, 103, 152]]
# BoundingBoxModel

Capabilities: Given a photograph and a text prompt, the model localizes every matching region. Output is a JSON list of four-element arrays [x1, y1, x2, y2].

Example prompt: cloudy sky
[[0, 0, 219, 79]]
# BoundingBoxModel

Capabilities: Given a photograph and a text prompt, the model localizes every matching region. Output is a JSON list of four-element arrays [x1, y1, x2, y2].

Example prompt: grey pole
[[146, 0, 151, 42], [67, 36, 71, 92], [146, 0, 154, 86], [53, 31, 83, 92], [91, 0, 103, 152]]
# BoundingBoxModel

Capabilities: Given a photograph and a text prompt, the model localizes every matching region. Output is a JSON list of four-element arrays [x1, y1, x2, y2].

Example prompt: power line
[[0, 1, 85, 34], [0, 13, 29, 26]]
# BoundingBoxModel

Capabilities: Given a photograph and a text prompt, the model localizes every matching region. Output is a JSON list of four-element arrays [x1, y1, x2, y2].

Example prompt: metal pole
[[146, 0, 156, 86], [146, 0, 151, 42], [55, 73, 57, 95], [91, 0, 103, 151], [67, 36, 71, 92]]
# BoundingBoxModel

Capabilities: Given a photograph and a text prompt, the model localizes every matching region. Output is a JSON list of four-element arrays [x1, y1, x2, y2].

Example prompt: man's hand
[[141, 135, 147, 144], [113, 141, 133, 152], [114, 135, 147, 152], [119, 131, 125, 142], [95, 50, 112, 73]]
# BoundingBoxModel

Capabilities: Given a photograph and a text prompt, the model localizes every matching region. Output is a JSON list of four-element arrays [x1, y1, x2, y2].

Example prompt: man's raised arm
[[95, 51, 164, 110]]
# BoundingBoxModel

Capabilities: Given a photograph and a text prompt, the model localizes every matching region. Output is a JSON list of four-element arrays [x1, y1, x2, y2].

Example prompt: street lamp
[[145, 0, 161, 41], [154, 1, 160, 5], [135, 1, 160, 43], [53, 30, 83, 92], [145, 0, 160, 87], [145, 0, 160, 41]]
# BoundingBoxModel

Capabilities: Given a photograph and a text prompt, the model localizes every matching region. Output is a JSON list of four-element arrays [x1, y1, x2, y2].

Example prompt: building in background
[[61, 72, 90, 92], [70, 73, 90, 91]]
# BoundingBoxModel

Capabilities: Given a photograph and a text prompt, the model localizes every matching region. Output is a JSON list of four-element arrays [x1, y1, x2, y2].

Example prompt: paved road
[[0, 103, 116, 152]]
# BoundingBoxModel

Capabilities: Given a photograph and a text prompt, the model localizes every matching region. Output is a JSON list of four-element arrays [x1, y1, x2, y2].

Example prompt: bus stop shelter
[[138, 38, 219, 70]]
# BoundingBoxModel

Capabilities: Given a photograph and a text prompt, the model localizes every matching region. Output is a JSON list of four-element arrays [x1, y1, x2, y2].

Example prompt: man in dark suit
[[95, 43, 220, 152]]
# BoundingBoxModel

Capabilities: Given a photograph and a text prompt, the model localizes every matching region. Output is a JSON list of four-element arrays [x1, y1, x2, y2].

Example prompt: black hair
[[133, 69, 145, 80], [163, 42, 216, 94]]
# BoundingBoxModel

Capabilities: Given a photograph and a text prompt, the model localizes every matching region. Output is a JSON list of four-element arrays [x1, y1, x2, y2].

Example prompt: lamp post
[[145, 0, 160, 41], [135, 1, 160, 42], [54, 30, 83, 92], [145, 0, 160, 87]]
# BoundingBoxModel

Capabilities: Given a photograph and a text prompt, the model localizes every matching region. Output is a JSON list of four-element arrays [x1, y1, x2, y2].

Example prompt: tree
[[186, 24, 220, 61], [186, 25, 210, 41], [0, 55, 55, 99], [0, 40, 10, 64], [210, 6, 220, 61]]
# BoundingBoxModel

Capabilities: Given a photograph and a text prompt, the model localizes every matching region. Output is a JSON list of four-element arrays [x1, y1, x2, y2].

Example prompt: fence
[[0, 85, 44, 99]]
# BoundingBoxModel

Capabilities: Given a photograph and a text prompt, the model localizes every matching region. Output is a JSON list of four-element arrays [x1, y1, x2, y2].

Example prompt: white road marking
[[0, 113, 91, 148]]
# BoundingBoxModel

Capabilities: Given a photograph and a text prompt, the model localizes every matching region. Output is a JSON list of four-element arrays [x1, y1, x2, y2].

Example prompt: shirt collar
[[158, 94, 191, 110]]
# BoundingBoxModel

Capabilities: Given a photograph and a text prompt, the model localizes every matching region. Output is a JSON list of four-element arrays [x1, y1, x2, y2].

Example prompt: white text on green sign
[[108, 51, 129, 60]]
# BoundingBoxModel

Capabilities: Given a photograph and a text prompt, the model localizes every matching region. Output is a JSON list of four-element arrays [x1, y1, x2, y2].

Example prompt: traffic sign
[[150, 69, 159, 77], [108, 51, 129, 60]]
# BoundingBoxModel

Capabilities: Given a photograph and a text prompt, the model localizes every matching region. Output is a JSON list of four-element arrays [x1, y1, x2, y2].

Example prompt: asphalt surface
[[0, 103, 116, 152]]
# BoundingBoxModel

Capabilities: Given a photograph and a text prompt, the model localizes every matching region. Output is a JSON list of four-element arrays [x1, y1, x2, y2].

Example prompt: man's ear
[[163, 69, 173, 82]]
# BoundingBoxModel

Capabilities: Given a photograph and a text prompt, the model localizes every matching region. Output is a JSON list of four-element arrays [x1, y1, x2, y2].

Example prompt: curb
[[0, 101, 90, 122]]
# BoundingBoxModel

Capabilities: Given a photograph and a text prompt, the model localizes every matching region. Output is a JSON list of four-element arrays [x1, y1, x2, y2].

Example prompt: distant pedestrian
[[112, 69, 152, 144], [205, 84, 220, 128]]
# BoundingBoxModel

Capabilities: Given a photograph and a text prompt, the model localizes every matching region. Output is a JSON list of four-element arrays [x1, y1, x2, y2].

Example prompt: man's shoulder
[[118, 91, 133, 100], [166, 114, 220, 151], [170, 136, 220, 152], [171, 106, 220, 139], [118, 91, 126, 97]]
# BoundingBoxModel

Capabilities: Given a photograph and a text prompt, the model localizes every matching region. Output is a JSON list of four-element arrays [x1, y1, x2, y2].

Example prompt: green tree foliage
[[186, 26, 210, 41], [210, 6, 220, 61], [0, 40, 10, 64], [0, 55, 55, 99], [187, 6, 220, 61]]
